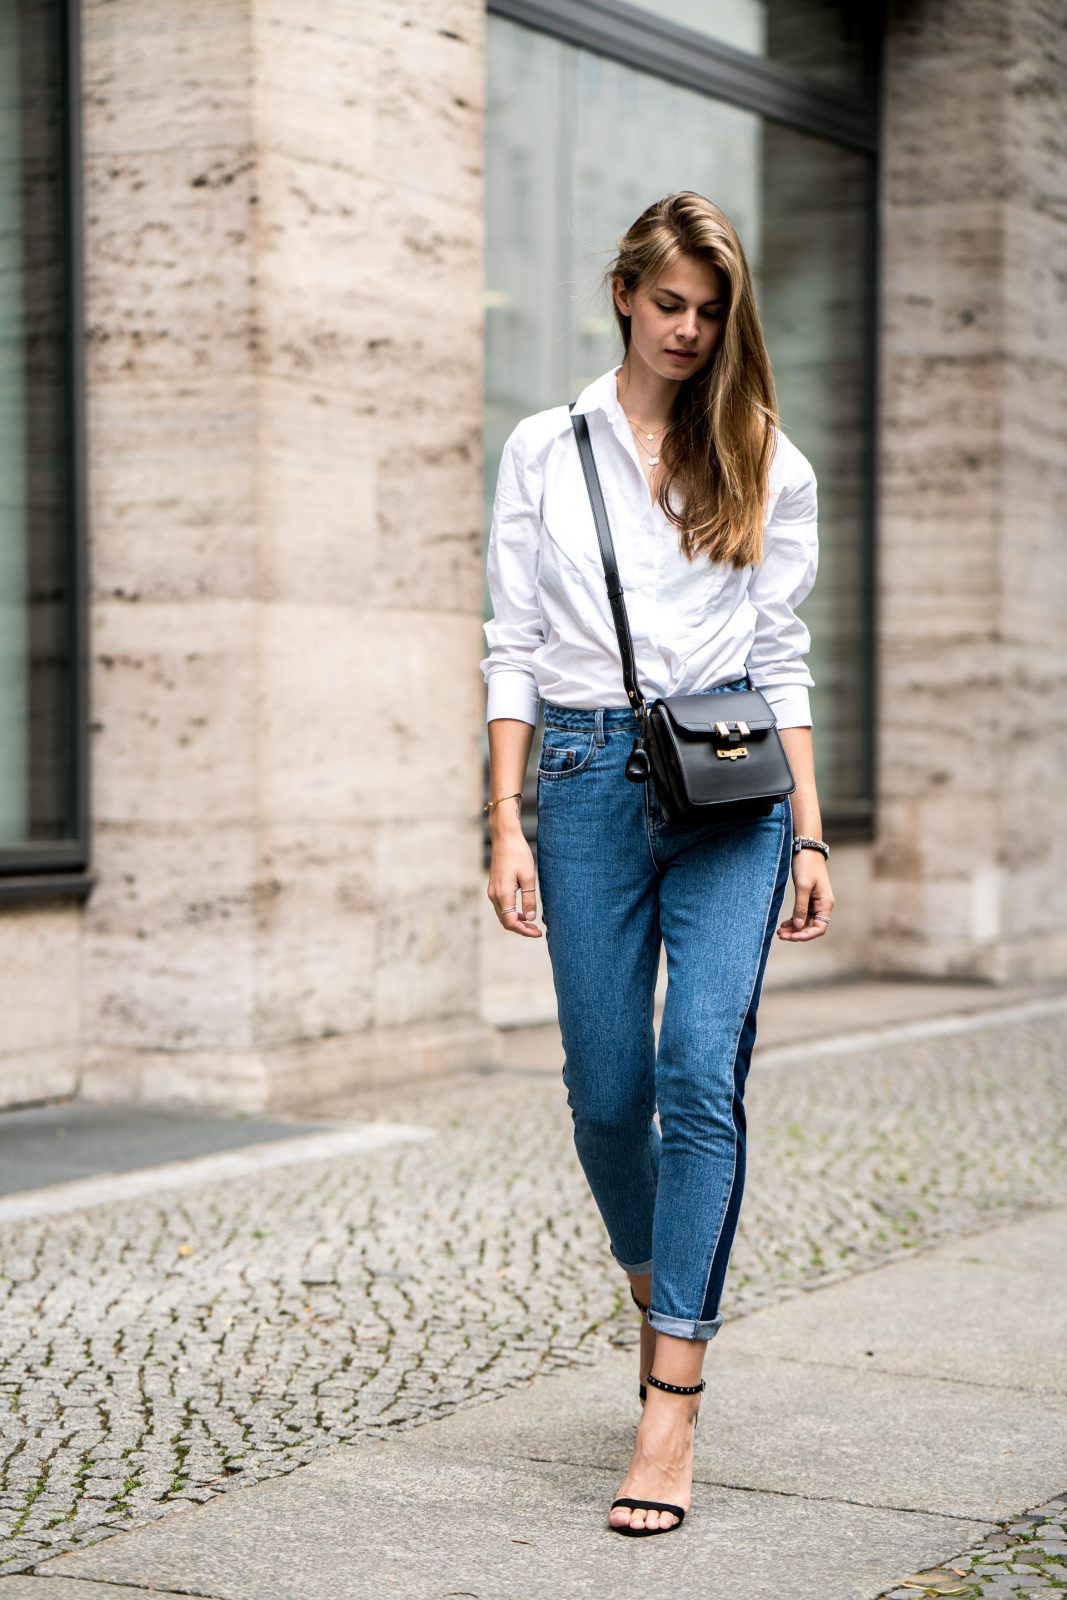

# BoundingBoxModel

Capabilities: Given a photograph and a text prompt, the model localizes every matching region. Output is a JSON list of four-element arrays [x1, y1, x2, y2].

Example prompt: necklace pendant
[[647, 454, 659, 466]]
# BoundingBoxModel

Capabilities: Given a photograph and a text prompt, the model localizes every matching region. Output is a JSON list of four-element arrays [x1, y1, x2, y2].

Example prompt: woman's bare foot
[[608, 1384, 700, 1531]]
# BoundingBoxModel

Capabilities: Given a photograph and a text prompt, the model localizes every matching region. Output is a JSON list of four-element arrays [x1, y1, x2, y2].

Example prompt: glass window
[[485, 12, 876, 829], [632, 0, 869, 96], [0, 1, 79, 855]]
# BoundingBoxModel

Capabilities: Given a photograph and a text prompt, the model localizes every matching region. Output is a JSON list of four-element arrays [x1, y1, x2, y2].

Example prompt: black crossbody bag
[[569, 405, 796, 827]]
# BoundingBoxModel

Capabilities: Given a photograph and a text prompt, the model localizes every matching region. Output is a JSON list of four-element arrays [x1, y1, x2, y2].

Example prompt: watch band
[[792, 836, 830, 860]]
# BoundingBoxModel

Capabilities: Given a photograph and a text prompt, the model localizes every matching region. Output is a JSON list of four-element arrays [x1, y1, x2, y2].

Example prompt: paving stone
[[2, 1010, 1066, 1575], [36, 1441, 993, 1600]]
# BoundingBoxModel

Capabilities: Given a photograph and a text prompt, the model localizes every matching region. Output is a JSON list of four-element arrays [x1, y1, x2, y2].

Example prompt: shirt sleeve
[[479, 420, 544, 726], [744, 458, 819, 729]]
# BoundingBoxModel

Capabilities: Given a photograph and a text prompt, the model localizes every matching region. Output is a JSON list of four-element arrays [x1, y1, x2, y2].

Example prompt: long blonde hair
[[604, 191, 780, 569]]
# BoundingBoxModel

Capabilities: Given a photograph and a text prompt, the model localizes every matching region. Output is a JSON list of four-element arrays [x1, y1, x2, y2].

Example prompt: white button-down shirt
[[480, 362, 819, 729]]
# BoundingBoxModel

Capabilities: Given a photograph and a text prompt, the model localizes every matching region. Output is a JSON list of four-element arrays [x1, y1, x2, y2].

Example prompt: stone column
[[81, 1, 494, 1107], [874, 0, 1067, 982]]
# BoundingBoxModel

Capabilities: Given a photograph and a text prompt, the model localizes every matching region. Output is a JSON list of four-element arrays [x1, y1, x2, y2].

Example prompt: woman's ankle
[[628, 1271, 652, 1307], [639, 1382, 697, 1433]]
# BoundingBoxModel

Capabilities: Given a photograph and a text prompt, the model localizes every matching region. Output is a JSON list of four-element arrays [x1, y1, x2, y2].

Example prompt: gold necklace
[[623, 413, 669, 467]]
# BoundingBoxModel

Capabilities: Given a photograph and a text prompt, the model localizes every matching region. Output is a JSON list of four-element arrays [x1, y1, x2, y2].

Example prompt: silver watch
[[792, 835, 830, 861]]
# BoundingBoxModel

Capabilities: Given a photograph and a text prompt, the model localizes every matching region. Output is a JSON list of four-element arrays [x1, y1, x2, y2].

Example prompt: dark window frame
[[0, 0, 92, 903], [483, 0, 884, 855]]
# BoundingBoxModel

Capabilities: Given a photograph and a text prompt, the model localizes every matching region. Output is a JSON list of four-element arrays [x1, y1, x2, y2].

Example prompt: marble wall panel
[[882, 0, 1012, 209], [87, 376, 259, 603], [372, 1, 485, 213], [872, 201, 1005, 361], [876, 636, 1008, 793], [250, 3, 376, 176], [0, 905, 81, 1053], [82, 1012, 496, 1111], [478, 904, 558, 1029], [257, 604, 483, 826], [873, 794, 1001, 884], [0, 1049, 80, 1110], [80, 1044, 270, 1108], [256, 377, 377, 606], [257, 1012, 495, 1107], [369, 402, 484, 612], [1001, 205, 1067, 369], [90, 599, 258, 826], [885, 0, 1013, 66], [999, 210, 1067, 645], [54, 0, 488, 1107], [868, 931, 1003, 984], [83, 146, 258, 383], [993, 659, 1067, 796], [1001, 0, 1067, 214], [997, 929, 1067, 986], [998, 807, 1061, 939], [81, 2, 253, 157], [253, 821, 377, 1046], [84, 823, 257, 1052], [253, 149, 482, 403], [995, 771, 1064, 876], [877, 525, 1000, 643], [877, 347, 1000, 483], [882, 62, 1010, 206], [256, 373, 485, 620], [869, 864, 1006, 945], [373, 816, 483, 1029], [874, 0, 1067, 982]]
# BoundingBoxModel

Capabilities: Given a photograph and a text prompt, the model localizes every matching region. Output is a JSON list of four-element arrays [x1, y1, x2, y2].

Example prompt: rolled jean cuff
[[612, 1249, 654, 1275], [646, 1309, 725, 1342]]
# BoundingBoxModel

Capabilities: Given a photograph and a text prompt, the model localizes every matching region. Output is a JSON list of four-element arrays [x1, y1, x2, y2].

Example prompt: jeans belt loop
[[594, 707, 606, 747]]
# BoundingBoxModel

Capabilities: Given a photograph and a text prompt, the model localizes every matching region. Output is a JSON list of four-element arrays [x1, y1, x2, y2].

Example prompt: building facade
[[1, 0, 1063, 1111]]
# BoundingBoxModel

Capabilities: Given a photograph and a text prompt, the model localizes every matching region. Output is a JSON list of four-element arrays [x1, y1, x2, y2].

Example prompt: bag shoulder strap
[[568, 403, 645, 716]]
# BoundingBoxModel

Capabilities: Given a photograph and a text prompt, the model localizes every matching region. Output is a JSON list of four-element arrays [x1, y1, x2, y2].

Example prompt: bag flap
[[655, 689, 778, 734]]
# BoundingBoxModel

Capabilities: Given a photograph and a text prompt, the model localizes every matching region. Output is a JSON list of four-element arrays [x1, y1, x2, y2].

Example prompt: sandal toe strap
[[610, 1497, 685, 1522]]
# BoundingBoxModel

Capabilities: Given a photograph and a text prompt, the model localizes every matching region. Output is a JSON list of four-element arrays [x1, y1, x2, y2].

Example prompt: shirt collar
[[569, 363, 625, 421], [569, 361, 654, 487]]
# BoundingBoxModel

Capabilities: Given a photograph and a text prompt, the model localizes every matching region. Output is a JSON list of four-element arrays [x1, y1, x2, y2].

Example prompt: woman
[[480, 191, 834, 1537]]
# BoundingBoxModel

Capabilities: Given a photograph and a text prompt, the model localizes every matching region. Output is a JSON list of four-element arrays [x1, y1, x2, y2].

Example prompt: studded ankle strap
[[644, 1371, 706, 1395]]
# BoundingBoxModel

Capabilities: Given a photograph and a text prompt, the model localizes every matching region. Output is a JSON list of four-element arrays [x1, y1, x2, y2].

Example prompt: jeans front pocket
[[537, 728, 596, 780]]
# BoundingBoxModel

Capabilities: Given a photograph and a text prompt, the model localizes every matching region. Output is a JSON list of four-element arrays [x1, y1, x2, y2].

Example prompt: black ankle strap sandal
[[610, 1365, 704, 1537], [610, 1494, 688, 1535], [644, 1372, 706, 1394], [642, 1363, 703, 1429]]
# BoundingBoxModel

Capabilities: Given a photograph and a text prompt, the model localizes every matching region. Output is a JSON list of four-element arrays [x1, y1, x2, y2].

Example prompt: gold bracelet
[[483, 792, 522, 815]]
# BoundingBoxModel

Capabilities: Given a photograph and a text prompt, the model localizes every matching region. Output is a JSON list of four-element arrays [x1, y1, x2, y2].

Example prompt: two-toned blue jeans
[[534, 676, 793, 1342]]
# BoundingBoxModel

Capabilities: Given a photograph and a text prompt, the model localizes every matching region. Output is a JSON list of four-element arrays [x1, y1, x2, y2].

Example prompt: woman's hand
[[776, 728, 833, 942], [487, 830, 543, 938], [485, 718, 541, 937], [777, 851, 834, 941]]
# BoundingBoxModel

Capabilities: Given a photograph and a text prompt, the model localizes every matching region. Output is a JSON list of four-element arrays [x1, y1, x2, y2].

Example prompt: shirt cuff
[[754, 682, 812, 730], [485, 669, 541, 726]]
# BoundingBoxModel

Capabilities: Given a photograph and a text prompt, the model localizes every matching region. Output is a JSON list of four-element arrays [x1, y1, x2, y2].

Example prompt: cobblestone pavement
[[1, 1010, 1065, 1576], [879, 1492, 1067, 1598]]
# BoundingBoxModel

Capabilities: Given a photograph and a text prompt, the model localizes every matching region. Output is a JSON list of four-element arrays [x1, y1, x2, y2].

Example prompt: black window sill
[[0, 874, 96, 906]]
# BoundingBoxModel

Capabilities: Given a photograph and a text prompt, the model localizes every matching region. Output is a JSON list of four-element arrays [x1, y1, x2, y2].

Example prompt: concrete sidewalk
[[5, 1204, 1064, 1600]]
